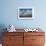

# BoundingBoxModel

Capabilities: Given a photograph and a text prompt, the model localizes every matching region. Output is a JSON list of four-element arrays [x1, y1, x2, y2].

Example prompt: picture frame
[[18, 7, 34, 19]]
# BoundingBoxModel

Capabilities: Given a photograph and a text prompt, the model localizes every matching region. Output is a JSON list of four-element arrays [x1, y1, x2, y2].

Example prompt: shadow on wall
[[0, 24, 7, 43]]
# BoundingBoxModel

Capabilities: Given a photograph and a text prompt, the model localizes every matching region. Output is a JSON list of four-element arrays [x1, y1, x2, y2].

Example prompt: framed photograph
[[18, 7, 34, 19]]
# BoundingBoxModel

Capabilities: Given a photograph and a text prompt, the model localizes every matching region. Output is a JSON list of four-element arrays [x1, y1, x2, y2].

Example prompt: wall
[[0, 0, 46, 30]]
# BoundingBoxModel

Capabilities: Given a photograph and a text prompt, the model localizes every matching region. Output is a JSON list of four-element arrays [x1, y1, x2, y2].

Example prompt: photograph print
[[18, 7, 34, 19]]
